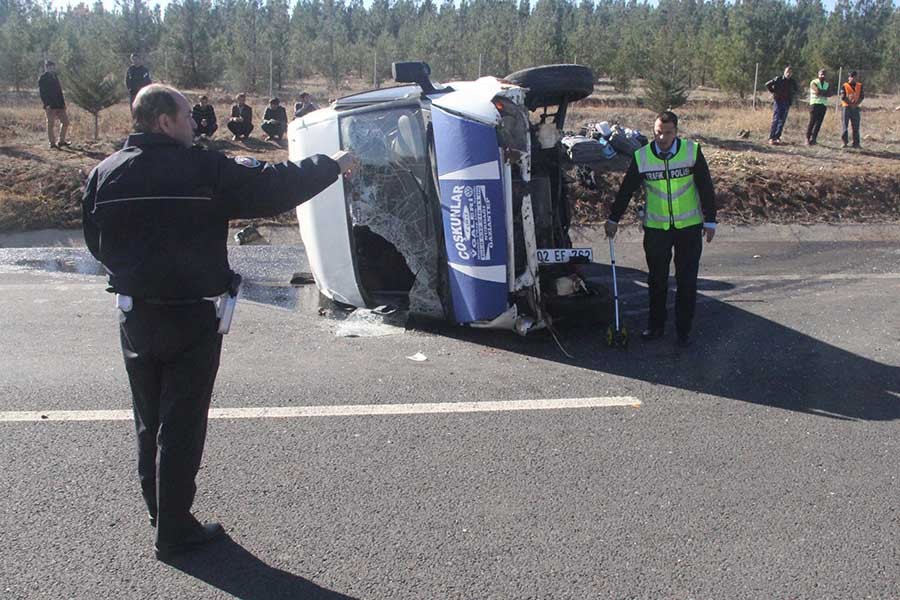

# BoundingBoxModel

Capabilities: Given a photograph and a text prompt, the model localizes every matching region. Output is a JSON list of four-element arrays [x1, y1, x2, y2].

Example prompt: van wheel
[[504, 64, 595, 111]]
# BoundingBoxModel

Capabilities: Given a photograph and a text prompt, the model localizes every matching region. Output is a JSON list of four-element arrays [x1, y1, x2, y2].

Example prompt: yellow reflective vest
[[635, 140, 702, 230], [809, 79, 829, 105]]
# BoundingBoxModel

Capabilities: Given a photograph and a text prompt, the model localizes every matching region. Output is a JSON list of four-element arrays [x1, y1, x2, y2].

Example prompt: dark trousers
[[120, 300, 222, 542], [643, 224, 703, 336], [261, 119, 285, 139], [842, 107, 861, 146], [196, 122, 218, 137], [227, 120, 254, 137], [769, 100, 790, 140], [806, 104, 827, 143]]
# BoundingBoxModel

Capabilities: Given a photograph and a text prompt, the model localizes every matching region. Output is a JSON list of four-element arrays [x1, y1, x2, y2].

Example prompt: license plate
[[536, 248, 593, 264]]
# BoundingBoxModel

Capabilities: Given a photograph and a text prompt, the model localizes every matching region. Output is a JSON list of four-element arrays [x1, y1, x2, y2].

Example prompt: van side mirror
[[392, 61, 436, 93]]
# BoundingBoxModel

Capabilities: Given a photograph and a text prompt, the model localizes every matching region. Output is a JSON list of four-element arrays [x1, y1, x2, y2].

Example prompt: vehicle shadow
[[163, 535, 359, 600], [417, 265, 900, 422]]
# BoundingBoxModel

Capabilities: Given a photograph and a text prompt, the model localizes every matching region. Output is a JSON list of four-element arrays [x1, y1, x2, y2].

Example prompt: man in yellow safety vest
[[605, 111, 717, 348], [806, 68, 831, 145]]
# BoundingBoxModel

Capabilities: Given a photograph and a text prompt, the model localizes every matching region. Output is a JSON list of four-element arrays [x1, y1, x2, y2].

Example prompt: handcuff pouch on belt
[[113, 273, 243, 334], [214, 273, 243, 334]]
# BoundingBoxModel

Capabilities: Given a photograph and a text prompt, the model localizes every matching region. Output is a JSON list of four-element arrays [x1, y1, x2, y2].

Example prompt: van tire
[[504, 64, 595, 110]]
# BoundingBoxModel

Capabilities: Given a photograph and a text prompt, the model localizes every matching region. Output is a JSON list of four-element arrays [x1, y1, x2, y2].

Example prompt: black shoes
[[641, 327, 692, 347], [640, 328, 664, 341], [154, 521, 225, 560]]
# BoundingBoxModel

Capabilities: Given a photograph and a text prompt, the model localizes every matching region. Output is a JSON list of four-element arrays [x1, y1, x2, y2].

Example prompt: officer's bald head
[[133, 84, 195, 147]]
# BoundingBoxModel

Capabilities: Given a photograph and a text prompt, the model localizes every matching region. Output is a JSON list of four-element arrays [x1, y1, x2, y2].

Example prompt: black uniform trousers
[[260, 119, 285, 139], [806, 104, 827, 143], [119, 299, 222, 542], [227, 120, 254, 137], [643, 224, 703, 336], [196, 122, 218, 137]]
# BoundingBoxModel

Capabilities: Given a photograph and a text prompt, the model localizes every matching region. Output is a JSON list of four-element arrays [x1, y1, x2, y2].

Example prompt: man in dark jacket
[[604, 111, 717, 348], [82, 83, 355, 560], [38, 60, 70, 149], [227, 93, 253, 140], [191, 94, 217, 138], [765, 65, 799, 145], [260, 97, 288, 141], [126, 53, 152, 109], [294, 91, 319, 118]]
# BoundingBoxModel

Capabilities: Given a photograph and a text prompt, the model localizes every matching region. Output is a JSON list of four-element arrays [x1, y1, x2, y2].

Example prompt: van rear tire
[[504, 64, 595, 110]]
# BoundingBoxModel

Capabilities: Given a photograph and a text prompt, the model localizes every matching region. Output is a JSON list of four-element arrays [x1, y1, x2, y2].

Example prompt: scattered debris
[[406, 352, 428, 362], [234, 225, 264, 245], [334, 307, 408, 337], [290, 271, 316, 285]]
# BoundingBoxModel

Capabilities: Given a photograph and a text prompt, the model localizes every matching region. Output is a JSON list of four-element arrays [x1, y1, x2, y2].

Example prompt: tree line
[[1, 0, 898, 99]]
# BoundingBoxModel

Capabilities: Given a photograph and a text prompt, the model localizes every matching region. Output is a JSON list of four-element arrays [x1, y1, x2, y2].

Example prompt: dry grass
[[1, 79, 898, 230], [569, 92, 900, 154]]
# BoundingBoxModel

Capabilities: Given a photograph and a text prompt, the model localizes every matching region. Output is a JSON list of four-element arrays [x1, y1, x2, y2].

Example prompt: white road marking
[[609, 273, 900, 285], [700, 273, 900, 282], [0, 397, 641, 423]]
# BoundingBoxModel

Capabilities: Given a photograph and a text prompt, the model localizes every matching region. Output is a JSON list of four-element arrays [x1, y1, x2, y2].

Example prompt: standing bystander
[[125, 53, 153, 110], [805, 68, 830, 145], [840, 70, 864, 149], [38, 60, 70, 149], [765, 65, 799, 145]]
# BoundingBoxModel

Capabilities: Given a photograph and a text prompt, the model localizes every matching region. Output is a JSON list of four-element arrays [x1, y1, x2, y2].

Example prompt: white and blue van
[[288, 62, 609, 334]]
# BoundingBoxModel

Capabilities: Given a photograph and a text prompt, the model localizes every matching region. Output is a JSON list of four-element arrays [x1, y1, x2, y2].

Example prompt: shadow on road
[[416, 265, 900, 422], [164, 535, 359, 600]]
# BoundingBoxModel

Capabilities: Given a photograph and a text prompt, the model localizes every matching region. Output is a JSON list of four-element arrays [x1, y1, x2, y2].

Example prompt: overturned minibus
[[288, 62, 611, 334]]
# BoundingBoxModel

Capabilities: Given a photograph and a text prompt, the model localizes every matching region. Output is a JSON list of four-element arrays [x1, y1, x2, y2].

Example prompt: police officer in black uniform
[[82, 84, 355, 560]]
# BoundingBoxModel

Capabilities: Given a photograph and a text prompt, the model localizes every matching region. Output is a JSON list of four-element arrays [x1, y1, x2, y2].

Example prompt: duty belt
[[139, 297, 209, 306]]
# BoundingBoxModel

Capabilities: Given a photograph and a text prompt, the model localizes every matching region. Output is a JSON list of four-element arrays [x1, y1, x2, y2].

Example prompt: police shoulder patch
[[234, 156, 261, 168]]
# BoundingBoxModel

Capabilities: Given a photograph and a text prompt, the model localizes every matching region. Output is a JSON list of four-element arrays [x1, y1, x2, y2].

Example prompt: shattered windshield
[[339, 106, 443, 317]]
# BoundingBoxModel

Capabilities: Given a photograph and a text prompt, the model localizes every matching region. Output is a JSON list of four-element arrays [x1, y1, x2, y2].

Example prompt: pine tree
[[113, 0, 160, 57], [643, 59, 690, 112], [261, 0, 290, 90], [65, 61, 123, 140], [162, 0, 218, 87], [0, 9, 36, 91]]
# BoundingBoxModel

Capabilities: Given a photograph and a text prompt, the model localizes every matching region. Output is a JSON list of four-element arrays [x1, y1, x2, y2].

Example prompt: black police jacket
[[82, 132, 340, 299], [38, 72, 66, 109]]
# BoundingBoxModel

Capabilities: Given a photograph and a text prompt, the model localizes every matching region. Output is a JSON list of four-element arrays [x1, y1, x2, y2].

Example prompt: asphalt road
[[1, 228, 898, 599]]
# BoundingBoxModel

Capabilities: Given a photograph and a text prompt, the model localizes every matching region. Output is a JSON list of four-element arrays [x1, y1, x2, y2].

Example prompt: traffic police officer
[[82, 84, 355, 559], [605, 111, 717, 348]]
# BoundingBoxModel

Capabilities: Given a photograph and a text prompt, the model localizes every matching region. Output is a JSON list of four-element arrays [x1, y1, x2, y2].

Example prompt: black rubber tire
[[504, 64, 595, 110]]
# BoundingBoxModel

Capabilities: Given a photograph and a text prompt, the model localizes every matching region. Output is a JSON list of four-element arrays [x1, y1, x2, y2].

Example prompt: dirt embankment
[[570, 150, 900, 226], [1, 109, 898, 231]]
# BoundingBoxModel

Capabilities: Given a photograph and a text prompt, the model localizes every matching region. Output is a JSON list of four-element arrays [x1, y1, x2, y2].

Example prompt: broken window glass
[[339, 106, 444, 318]]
